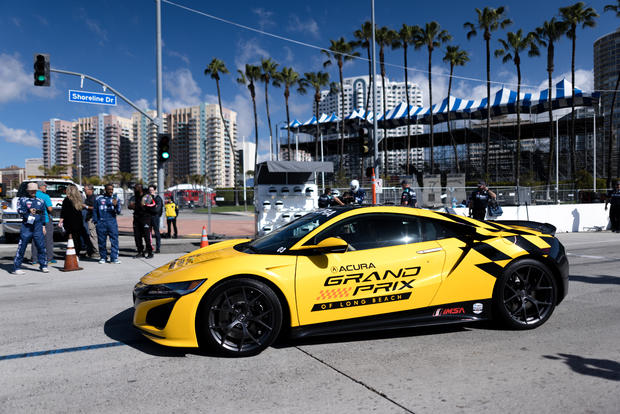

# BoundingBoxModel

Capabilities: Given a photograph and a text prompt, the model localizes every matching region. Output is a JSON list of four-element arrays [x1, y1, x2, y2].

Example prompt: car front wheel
[[493, 259, 557, 330], [199, 278, 282, 357]]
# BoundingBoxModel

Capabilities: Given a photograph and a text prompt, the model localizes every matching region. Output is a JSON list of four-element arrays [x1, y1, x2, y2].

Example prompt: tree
[[560, 2, 599, 180], [115, 171, 133, 189], [375, 26, 399, 177], [465, 6, 512, 179], [322, 37, 360, 173], [393, 24, 421, 176], [38, 164, 71, 177], [274, 67, 306, 161], [205, 58, 238, 205], [604, 1, 620, 187], [534, 18, 568, 196], [236, 64, 262, 170], [414, 21, 452, 174], [260, 58, 279, 160], [353, 21, 374, 116], [443, 45, 470, 173], [495, 30, 539, 188], [303, 71, 330, 160]]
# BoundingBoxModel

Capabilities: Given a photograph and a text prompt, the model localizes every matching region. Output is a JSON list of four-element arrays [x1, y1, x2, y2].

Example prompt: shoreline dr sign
[[68, 89, 117, 106]]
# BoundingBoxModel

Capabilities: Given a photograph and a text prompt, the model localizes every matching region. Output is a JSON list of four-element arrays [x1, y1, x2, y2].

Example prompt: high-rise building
[[166, 103, 238, 187], [594, 28, 620, 175], [42, 119, 75, 176], [131, 110, 159, 185], [74, 114, 132, 179]]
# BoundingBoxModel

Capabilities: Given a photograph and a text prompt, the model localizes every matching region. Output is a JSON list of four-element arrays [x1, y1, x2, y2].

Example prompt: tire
[[492, 259, 557, 330], [199, 278, 283, 357]]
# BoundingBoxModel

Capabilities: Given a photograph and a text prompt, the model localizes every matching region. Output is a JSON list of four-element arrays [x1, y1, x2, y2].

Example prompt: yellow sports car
[[133, 206, 568, 356]]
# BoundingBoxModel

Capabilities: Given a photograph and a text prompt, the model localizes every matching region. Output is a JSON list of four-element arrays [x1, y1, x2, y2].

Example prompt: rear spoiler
[[494, 220, 557, 236]]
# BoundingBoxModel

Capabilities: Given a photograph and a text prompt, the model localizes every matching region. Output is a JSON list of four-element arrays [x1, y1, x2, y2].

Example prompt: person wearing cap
[[400, 180, 418, 207], [318, 188, 344, 208], [12, 183, 48, 274], [468, 180, 496, 221], [31, 180, 55, 265], [605, 180, 620, 233]]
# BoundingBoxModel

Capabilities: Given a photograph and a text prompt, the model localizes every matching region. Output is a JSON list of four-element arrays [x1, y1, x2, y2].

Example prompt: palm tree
[[303, 71, 330, 160], [237, 64, 262, 170], [414, 22, 451, 174], [560, 2, 599, 180], [116, 171, 133, 189], [353, 21, 374, 116], [322, 37, 360, 173], [273, 67, 307, 161], [443, 45, 470, 173], [604, 1, 620, 187], [260, 58, 279, 160], [205, 58, 238, 205], [375, 26, 398, 177], [464, 6, 512, 179], [495, 30, 539, 188], [535, 18, 568, 197], [393, 24, 421, 176]]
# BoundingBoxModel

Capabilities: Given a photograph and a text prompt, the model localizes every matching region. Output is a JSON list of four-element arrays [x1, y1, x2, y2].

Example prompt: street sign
[[375, 178, 383, 194], [68, 89, 117, 106]]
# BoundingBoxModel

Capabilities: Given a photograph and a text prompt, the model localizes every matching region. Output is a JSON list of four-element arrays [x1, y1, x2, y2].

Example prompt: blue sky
[[0, 0, 616, 168]]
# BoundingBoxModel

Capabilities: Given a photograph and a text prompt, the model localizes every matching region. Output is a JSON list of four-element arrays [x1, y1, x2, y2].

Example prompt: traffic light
[[358, 127, 370, 155], [158, 133, 171, 164], [33, 53, 50, 87]]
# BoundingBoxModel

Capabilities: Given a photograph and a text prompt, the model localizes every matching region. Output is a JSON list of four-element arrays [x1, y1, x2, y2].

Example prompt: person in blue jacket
[[95, 183, 122, 264], [12, 182, 48, 274]]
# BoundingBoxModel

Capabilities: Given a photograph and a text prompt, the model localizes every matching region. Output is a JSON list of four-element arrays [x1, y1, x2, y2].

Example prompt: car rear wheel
[[200, 278, 282, 357], [493, 259, 557, 330]]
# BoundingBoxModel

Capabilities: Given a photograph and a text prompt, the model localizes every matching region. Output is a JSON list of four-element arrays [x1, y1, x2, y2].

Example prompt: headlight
[[134, 279, 206, 301]]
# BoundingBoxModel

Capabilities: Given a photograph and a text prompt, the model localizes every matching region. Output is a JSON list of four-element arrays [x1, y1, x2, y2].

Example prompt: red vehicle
[[164, 189, 216, 208]]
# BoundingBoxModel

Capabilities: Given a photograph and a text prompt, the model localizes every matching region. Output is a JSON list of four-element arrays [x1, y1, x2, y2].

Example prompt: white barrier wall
[[453, 204, 611, 233]]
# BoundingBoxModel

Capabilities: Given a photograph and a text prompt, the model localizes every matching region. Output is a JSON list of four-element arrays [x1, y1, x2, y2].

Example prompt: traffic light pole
[[156, 0, 165, 231]]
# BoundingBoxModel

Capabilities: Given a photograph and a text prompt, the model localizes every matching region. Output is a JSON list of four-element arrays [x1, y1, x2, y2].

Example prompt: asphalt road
[[0, 232, 618, 413]]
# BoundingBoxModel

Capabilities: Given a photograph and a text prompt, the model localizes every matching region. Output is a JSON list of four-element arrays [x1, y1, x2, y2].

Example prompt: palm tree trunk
[[315, 99, 320, 160], [215, 79, 238, 205], [545, 45, 555, 200], [252, 94, 259, 171], [608, 71, 620, 188], [339, 62, 345, 173], [429, 50, 434, 174], [364, 46, 372, 116], [516, 62, 521, 190], [381, 54, 388, 179], [265, 82, 273, 161], [447, 64, 460, 173], [570, 30, 577, 179], [285, 91, 291, 161], [404, 44, 412, 176], [485, 36, 491, 180]]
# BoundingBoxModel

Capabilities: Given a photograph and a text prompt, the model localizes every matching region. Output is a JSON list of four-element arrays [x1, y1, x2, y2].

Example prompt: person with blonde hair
[[59, 184, 93, 257]]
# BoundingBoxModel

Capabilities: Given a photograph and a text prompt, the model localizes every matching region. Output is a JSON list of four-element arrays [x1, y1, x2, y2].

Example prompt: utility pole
[[155, 0, 165, 230]]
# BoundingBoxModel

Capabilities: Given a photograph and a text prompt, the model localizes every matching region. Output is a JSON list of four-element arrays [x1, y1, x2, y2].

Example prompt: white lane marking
[[567, 252, 620, 260]]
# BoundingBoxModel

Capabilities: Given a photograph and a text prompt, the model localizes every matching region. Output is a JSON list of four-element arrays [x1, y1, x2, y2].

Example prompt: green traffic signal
[[33, 53, 50, 87], [162, 152, 170, 159]]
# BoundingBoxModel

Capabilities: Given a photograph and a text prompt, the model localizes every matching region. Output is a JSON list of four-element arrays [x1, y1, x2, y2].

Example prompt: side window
[[418, 218, 457, 241]]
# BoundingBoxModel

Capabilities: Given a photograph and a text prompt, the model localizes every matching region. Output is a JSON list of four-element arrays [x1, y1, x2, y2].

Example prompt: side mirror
[[293, 237, 349, 253]]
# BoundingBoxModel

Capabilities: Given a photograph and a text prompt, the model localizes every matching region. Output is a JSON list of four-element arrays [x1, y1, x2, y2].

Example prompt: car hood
[[141, 238, 251, 284]]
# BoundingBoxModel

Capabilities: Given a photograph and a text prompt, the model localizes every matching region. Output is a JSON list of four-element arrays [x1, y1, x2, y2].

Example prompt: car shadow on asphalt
[[103, 308, 220, 358], [569, 274, 620, 285], [543, 353, 620, 381]]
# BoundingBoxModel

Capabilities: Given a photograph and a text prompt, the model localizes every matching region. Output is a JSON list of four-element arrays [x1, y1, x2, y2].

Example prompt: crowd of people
[[11, 181, 179, 274]]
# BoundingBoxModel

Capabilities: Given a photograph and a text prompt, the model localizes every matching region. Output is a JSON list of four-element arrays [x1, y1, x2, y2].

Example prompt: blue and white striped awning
[[290, 79, 598, 131]]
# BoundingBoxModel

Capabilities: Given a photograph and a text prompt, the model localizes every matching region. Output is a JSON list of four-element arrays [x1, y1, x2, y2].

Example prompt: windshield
[[241, 209, 346, 254], [17, 181, 73, 199]]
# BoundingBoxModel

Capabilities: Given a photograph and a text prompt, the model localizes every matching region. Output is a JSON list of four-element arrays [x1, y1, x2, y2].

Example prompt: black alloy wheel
[[200, 278, 282, 357], [493, 259, 557, 330]]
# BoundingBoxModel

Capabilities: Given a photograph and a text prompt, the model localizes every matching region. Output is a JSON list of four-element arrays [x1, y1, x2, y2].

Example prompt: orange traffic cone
[[60, 235, 83, 272], [200, 225, 209, 248]]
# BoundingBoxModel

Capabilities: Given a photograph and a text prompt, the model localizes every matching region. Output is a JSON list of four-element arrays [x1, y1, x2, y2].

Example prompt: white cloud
[[287, 14, 319, 38], [108, 98, 152, 118], [536, 69, 594, 92], [0, 122, 40, 147], [11, 17, 21, 28], [162, 68, 202, 111], [167, 50, 190, 65], [252, 8, 275, 30], [283, 46, 294, 64], [78, 8, 108, 46], [0, 53, 57, 104], [234, 38, 270, 70]]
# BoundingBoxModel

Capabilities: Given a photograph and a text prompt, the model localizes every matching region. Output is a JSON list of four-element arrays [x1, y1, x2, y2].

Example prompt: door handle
[[416, 247, 443, 254]]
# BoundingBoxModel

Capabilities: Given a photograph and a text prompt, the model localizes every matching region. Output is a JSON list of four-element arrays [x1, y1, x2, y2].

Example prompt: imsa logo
[[433, 307, 465, 317]]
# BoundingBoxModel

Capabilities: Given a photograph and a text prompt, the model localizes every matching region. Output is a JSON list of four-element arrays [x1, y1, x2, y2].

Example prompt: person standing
[[59, 185, 92, 257], [605, 180, 620, 233], [165, 197, 179, 239], [12, 183, 48, 274], [468, 180, 496, 221], [31, 181, 55, 265], [400, 180, 418, 207], [148, 185, 164, 253], [95, 183, 121, 264], [342, 179, 366, 205], [318, 188, 344, 208], [128, 184, 154, 259], [83, 184, 99, 258]]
